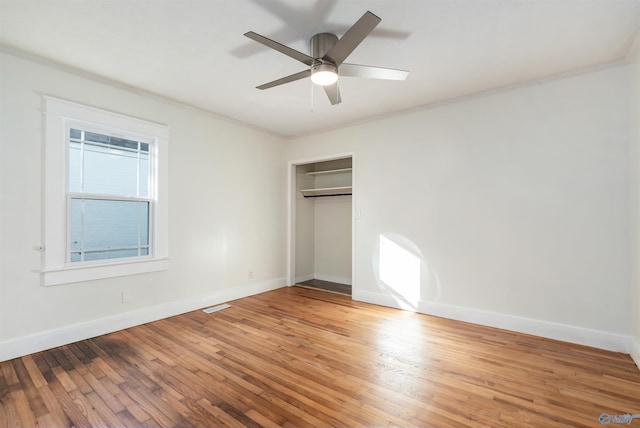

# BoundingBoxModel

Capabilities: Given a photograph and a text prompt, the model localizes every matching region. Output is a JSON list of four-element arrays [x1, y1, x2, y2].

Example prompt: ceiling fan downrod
[[310, 33, 338, 59]]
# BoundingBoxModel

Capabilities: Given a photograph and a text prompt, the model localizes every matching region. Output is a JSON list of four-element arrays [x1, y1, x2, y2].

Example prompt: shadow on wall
[[372, 234, 442, 311]]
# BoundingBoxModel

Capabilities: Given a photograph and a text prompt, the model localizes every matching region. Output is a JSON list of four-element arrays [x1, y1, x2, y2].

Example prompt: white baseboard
[[631, 337, 640, 369], [353, 289, 630, 353], [0, 277, 286, 362]]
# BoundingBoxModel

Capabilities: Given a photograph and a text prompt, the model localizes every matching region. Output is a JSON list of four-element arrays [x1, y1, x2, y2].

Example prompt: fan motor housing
[[310, 33, 338, 59]]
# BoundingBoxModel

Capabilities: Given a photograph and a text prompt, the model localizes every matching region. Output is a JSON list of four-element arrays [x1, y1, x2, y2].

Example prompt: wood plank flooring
[[1, 286, 640, 427]]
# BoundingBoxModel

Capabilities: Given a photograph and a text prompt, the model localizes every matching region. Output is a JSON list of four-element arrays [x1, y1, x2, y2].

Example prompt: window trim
[[43, 96, 169, 286]]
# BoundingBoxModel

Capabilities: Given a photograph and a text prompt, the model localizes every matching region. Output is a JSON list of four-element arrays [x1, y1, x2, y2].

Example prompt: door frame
[[287, 152, 356, 291]]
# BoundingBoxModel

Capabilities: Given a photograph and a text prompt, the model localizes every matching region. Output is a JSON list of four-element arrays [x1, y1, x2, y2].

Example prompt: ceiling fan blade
[[340, 63, 409, 80], [244, 31, 315, 66], [323, 82, 341, 105], [256, 69, 311, 90], [323, 11, 381, 66]]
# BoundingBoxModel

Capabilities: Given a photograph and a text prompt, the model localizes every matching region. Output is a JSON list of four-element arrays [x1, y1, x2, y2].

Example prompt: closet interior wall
[[295, 158, 352, 286]]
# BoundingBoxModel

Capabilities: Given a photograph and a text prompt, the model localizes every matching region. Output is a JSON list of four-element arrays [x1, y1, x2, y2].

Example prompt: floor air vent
[[202, 304, 231, 314]]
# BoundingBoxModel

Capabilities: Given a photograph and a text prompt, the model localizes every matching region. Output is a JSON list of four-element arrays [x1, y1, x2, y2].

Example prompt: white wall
[[313, 196, 352, 284], [287, 64, 633, 352], [0, 52, 287, 361], [311, 165, 352, 284], [294, 194, 352, 285], [630, 45, 640, 366], [294, 168, 315, 282]]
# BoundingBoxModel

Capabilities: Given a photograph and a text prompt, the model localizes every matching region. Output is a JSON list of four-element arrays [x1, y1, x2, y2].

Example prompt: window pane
[[69, 198, 150, 262], [108, 136, 140, 151], [84, 248, 145, 261], [69, 198, 83, 252], [68, 140, 82, 192], [68, 129, 151, 197], [83, 143, 139, 195], [70, 128, 81, 140], [139, 152, 150, 196], [84, 131, 110, 144]]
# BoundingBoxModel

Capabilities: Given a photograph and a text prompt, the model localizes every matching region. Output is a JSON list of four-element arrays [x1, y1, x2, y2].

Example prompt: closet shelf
[[306, 168, 352, 176], [300, 186, 352, 197]]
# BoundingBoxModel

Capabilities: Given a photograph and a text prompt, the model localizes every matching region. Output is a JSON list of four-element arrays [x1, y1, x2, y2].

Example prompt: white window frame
[[43, 96, 169, 286]]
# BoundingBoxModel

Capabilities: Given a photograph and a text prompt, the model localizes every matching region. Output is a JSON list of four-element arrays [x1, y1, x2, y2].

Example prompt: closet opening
[[287, 154, 355, 296]]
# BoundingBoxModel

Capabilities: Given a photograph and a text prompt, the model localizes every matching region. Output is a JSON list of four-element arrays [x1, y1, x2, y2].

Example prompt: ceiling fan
[[244, 11, 409, 105]]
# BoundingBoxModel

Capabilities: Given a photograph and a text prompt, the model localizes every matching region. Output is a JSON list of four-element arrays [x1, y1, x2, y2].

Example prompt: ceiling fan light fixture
[[311, 63, 338, 86], [245, 11, 407, 105]]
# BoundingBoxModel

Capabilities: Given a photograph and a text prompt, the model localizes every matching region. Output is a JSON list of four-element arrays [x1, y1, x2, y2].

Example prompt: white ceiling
[[1, 0, 639, 138]]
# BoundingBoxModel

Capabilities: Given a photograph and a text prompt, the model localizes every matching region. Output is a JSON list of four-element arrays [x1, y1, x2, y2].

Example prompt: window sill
[[42, 257, 169, 286]]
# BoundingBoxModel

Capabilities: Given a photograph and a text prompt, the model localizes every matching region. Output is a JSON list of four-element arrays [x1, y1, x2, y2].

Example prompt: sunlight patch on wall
[[379, 234, 421, 309]]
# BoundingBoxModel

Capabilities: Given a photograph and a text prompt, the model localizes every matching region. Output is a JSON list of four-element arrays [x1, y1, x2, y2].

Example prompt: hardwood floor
[[2, 286, 640, 427]]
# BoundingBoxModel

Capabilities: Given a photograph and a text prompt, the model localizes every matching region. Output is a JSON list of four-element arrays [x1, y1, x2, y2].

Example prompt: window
[[68, 128, 152, 263], [43, 97, 168, 286]]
